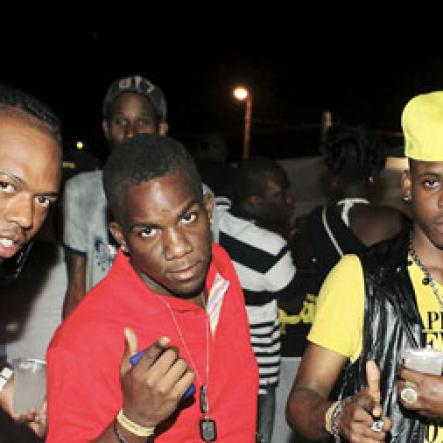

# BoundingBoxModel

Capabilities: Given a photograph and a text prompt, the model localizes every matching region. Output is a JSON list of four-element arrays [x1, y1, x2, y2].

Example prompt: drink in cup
[[12, 358, 46, 415], [400, 348, 443, 375]]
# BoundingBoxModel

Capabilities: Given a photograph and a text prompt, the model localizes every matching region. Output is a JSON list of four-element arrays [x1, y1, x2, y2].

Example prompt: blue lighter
[[129, 350, 196, 400]]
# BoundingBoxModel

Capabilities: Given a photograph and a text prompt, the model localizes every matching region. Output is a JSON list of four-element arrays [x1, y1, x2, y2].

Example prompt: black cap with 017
[[102, 75, 167, 122]]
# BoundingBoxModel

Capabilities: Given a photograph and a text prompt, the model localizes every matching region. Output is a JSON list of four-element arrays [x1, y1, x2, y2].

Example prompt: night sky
[[3, 6, 443, 161]]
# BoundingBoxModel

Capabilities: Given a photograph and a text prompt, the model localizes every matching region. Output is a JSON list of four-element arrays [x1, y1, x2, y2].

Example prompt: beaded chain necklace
[[408, 233, 443, 312]]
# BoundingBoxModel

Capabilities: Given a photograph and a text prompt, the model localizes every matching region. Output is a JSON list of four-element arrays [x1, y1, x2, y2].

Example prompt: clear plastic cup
[[400, 348, 443, 375], [12, 358, 46, 415]]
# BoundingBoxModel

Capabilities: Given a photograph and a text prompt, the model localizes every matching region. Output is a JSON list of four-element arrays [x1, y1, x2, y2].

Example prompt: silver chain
[[408, 233, 443, 312], [156, 294, 211, 415]]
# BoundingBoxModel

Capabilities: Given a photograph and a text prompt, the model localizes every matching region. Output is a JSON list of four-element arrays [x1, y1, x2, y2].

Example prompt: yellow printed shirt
[[308, 254, 443, 443], [279, 292, 317, 357]]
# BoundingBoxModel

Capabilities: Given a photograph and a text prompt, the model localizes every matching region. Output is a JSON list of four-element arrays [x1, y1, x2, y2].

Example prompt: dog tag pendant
[[200, 417, 217, 441], [200, 384, 208, 414], [199, 385, 216, 440]]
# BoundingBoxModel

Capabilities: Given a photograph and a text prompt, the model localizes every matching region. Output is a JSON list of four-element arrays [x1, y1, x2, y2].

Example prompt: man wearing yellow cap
[[285, 91, 443, 442]]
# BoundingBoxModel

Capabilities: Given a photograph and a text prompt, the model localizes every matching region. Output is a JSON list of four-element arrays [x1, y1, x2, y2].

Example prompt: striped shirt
[[216, 204, 298, 393]]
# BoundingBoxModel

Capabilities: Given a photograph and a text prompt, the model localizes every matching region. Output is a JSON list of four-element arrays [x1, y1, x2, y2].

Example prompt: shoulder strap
[[321, 206, 343, 257], [336, 198, 370, 226]]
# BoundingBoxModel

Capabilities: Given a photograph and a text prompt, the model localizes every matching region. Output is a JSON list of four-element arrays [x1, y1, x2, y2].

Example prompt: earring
[[368, 176, 374, 184], [402, 195, 411, 204], [121, 242, 128, 253]]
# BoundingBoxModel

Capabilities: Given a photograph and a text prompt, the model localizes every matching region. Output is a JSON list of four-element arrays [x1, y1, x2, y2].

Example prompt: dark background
[[2, 6, 443, 162]]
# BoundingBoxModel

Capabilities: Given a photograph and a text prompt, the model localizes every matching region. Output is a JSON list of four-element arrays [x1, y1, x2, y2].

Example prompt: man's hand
[[0, 378, 47, 437], [339, 360, 392, 442], [24, 401, 47, 438], [120, 328, 195, 428], [398, 364, 443, 418]]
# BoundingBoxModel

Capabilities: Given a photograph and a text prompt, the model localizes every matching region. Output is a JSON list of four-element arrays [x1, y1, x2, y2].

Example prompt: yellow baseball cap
[[402, 91, 443, 161]]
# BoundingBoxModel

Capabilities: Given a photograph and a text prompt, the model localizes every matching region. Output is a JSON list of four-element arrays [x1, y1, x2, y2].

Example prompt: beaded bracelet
[[114, 421, 130, 443], [331, 397, 352, 442], [325, 400, 340, 434]]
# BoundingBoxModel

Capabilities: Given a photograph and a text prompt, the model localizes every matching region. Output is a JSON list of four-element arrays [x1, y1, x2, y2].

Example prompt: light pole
[[233, 86, 253, 159]]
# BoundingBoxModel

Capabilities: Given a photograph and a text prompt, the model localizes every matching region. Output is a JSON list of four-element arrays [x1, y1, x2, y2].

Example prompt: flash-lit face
[[110, 171, 213, 299], [0, 115, 61, 261], [103, 92, 160, 149], [403, 160, 443, 250]]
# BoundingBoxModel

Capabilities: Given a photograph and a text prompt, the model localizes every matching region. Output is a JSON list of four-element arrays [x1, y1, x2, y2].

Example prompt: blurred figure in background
[[295, 122, 409, 282], [215, 157, 302, 443]]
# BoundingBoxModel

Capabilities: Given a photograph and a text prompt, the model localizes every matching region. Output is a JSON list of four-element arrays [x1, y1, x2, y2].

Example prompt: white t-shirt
[[63, 170, 116, 291]]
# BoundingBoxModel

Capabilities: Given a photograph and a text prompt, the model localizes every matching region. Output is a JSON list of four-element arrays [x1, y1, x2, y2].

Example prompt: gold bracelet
[[116, 409, 155, 437], [325, 401, 339, 434]]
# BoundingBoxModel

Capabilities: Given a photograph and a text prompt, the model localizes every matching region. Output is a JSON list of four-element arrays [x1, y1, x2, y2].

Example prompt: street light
[[233, 85, 253, 159]]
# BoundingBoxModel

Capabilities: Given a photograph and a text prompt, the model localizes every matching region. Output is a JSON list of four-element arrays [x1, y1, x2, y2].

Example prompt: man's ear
[[401, 168, 412, 201], [102, 119, 111, 141], [159, 121, 169, 136], [203, 192, 214, 223], [109, 221, 125, 249]]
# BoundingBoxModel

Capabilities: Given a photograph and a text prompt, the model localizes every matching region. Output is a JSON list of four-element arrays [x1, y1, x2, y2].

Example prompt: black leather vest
[[338, 231, 428, 442]]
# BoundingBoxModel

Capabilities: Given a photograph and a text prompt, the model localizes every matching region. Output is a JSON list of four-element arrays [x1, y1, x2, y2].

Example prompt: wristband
[[324, 401, 339, 434], [0, 367, 13, 392], [116, 409, 155, 437], [331, 397, 352, 442]]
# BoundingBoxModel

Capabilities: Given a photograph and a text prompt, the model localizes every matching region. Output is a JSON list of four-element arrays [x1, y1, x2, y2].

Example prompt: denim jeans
[[257, 386, 276, 443]]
